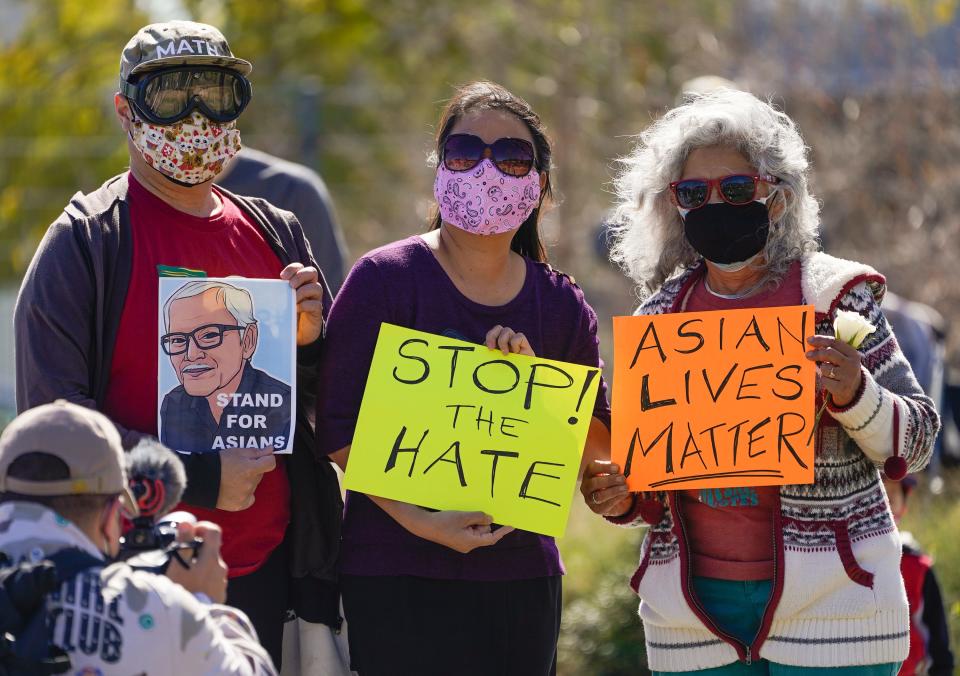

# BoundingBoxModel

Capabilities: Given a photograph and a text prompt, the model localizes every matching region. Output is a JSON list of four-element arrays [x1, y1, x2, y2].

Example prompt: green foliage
[[0, 0, 149, 277], [558, 500, 648, 675], [1, 0, 732, 277], [559, 558, 649, 676], [889, 0, 960, 32]]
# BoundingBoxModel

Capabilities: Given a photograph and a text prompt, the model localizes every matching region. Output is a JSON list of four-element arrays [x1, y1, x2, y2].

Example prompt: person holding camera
[[0, 400, 276, 675]]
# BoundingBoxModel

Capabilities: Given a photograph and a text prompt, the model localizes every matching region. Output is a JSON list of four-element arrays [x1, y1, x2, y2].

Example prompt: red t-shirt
[[679, 261, 802, 580], [899, 546, 931, 676], [102, 172, 291, 577]]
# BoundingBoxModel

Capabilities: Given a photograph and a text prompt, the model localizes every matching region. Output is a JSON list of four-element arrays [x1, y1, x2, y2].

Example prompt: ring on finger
[[591, 491, 600, 505], [828, 367, 837, 379]]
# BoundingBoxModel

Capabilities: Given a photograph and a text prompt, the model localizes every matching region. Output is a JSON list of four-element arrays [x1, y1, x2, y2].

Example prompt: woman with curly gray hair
[[581, 90, 938, 674]]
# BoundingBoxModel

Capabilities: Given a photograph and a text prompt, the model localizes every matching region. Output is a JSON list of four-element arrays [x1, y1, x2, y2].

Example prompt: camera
[[118, 441, 202, 574], [120, 510, 203, 574]]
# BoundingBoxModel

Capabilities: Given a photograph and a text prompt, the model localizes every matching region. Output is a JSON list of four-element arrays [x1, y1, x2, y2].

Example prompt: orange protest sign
[[612, 305, 816, 491]]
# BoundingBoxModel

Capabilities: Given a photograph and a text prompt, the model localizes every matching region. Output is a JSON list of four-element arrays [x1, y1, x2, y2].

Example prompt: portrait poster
[[343, 323, 601, 537], [157, 277, 297, 454]]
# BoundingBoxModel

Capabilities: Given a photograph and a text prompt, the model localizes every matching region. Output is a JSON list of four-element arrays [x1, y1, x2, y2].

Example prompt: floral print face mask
[[128, 109, 241, 186], [433, 159, 541, 236]]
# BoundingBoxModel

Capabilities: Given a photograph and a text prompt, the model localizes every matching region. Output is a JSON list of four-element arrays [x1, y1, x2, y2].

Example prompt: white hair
[[609, 89, 821, 296], [163, 280, 256, 331]]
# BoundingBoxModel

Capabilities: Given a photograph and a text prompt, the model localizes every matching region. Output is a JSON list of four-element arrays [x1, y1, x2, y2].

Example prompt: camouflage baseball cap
[[0, 400, 139, 516], [120, 20, 252, 82]]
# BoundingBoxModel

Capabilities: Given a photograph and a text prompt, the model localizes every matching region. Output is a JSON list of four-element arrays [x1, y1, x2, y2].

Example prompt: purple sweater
[[316, 236, 610, 580]]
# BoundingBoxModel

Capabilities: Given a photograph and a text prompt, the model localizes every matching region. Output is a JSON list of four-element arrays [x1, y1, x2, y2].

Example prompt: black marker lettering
[[629, 321, 667, 366], [423, 441, 467, 487], [700, 422, 726, 467], [518, 461, 564, 507], [384, 426, 429, 477], [524, 363, 575, 409], [446, 404, 476, 428], [680, 422, 707, 470], [676, 318, 706, 354], [727, 419, 750, 466], [473, 360, 520, 394], [640, 374, 677, 411], [736, 315, 771, 352], [777, 310, 807, 356], [747, 417, 771, 458], [773, 365, 804, 401], [393, 338, 430, 384], [777, 412, 809, 469], [736, 364, 773, 400], [702, 363, 738, 402], [481, 450, 520, 498], [569, 370, 599, 424], [439, 344, 476, 387], [475, 406, 495, 436], [500, 416, 528, 438], [624, 422, 674, 478]]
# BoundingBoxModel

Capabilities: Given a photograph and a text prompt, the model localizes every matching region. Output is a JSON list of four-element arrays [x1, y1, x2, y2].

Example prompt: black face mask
[[682, 200, 770, 265]]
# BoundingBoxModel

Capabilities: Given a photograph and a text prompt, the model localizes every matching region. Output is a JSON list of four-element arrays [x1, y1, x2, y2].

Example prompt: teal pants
[[653, 577, 900, 675]]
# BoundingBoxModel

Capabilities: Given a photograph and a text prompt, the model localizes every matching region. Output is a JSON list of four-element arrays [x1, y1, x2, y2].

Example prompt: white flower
[[834, 310, 877, 349]]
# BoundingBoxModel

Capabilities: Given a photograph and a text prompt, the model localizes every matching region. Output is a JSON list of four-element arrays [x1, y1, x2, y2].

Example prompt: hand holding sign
[[280, 263, 325, 346], [485, 325, 535, 356], [344, 324, 601, 538], [413, 506, 515, 553], [216, 446, 276, 511], [580, 460, 632, 517]]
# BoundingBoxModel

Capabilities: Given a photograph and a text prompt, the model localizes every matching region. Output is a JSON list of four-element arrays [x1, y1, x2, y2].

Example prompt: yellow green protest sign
[[343, 323, 601, 538]]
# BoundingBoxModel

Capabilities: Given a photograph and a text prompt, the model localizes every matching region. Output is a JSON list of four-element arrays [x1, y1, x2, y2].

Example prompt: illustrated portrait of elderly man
[[160, 279, 292, 454]]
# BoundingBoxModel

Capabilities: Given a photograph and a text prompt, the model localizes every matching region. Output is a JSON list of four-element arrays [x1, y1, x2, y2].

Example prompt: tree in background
[[0, 0, 148, 275], [4, 2, 960, 672]]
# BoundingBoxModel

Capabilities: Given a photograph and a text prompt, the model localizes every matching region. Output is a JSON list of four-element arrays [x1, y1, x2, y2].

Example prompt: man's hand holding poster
[[158, 277, 297, 454], [344, 324, 601, 538], [612, 305, 816, 491]]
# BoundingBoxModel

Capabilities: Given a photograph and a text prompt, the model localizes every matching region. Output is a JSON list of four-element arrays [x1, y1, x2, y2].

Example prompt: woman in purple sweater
[[315, 81, 611, 675]]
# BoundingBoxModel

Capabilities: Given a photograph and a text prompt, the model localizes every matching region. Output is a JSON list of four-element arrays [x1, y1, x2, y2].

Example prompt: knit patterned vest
[[610, 252, 940, 671]]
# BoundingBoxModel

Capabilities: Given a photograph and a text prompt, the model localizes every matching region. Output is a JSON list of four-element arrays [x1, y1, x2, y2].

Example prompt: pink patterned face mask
[[129, 110, 241, 186], [433, 159, 541, 235]]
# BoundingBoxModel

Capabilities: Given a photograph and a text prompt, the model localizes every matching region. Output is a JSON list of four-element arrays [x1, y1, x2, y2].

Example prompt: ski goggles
[[441, 133, 536, 177], [120, 66, 252, 125], [670, 174, 780, 210]]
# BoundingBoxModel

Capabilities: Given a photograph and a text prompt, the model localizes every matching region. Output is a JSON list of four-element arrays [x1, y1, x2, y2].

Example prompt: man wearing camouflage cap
[[14, 21, 343, 668], [0, 400, 275, 674]]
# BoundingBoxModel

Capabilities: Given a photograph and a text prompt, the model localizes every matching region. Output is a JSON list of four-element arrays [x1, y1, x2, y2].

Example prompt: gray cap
[[0, 401, 139, 516], [120, 20, 252, 82]]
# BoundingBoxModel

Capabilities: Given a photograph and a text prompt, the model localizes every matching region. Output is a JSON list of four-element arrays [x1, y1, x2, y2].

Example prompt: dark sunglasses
[[670, 174, 780, 211], [441, 133, 536, 178], [120, 66, 252, 125], [160, 323, 246, 356]]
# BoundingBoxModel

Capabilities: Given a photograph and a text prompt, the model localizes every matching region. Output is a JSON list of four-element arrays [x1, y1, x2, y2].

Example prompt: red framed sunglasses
[[670, 174, 780, 210], [441, 133, 536, 177]]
